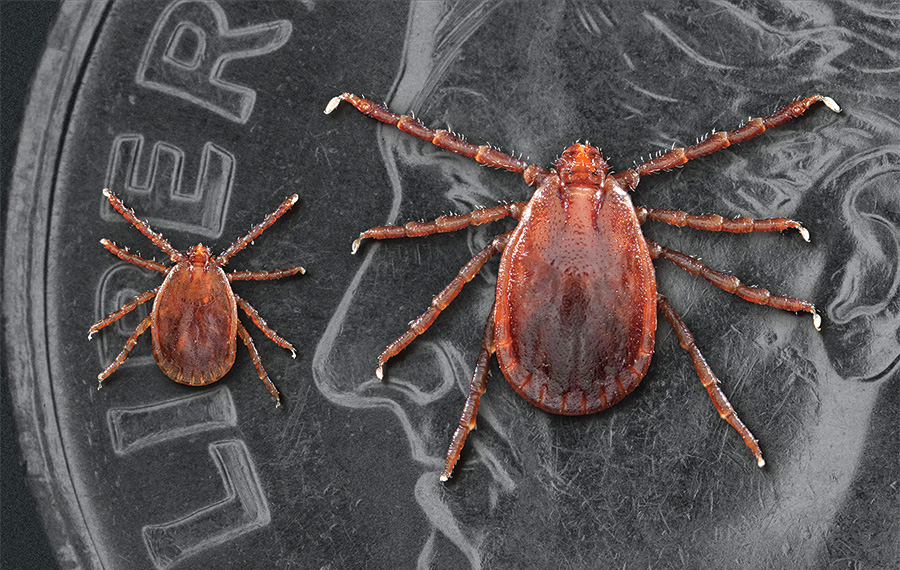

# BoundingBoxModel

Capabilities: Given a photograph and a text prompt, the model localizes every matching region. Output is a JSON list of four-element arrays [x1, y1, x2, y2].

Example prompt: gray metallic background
[[3, 1, 898, 569]]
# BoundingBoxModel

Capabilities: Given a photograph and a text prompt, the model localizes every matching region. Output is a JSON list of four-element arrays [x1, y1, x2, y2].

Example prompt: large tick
[[326, 93, 839, 480], [89, 189, 304, 406]]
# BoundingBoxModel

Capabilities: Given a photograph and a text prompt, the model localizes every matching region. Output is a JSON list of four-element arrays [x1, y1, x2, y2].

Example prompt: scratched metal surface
[[3, 0, 898, 569]]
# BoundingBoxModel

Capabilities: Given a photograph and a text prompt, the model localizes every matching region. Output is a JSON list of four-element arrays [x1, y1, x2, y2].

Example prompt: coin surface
[[5, 1, 898, 568]]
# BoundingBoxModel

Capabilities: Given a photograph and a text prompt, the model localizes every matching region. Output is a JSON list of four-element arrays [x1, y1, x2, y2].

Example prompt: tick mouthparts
[[324, 96, 343, 115]]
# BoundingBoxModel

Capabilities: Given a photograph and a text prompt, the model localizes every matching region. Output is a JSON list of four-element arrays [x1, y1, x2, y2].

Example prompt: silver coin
[[4, 1, 898, 568]]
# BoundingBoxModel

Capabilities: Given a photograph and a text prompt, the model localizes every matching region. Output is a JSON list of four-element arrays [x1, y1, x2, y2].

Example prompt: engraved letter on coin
[[136, 0, 292, 123]]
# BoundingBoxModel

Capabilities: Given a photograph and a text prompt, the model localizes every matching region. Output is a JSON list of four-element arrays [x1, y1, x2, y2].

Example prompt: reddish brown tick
[[326, 92, 839, 480], [89, 189, 304, 406]]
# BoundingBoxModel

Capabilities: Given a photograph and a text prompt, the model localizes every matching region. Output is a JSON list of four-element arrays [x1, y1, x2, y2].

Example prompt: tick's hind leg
[[88, 287, 159, 339], [375, 231, 511, 380], [646, 239, 821, 329], [613, 95, 840, 190], [236, 322, 281, 407], [636, 207, 809, 242], [97, 314, 152, 387], [234, 294, 296, 358], [352, 203, 524, 254], [442, 305, 496, 481], [216, 194, 299, 266], [657, 294, 765, 467]]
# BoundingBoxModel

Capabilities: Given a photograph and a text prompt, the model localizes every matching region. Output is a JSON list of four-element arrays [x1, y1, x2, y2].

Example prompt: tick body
[[495, 145, 656, 415], [89, 190, 305, 405], [326, 92, 839, 480]]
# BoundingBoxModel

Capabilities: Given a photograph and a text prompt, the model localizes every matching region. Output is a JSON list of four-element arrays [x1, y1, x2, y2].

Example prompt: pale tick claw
[[812, 312, 822, 331], [324, 96, 343, 115], [375, 364, 384, 380], [798, 225, 810, 242], [351, 236, 363, 254], [821, 96, 841, 113]]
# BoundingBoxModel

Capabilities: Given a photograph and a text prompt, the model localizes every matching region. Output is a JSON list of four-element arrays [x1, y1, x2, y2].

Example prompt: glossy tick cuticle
[[89, 189, 304, 406], [328, 92, 839, 481]]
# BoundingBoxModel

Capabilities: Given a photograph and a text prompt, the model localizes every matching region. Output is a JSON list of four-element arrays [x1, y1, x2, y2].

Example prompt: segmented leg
[[233, 293, 296, 358], [635, 207, 809, 242], [217, 194, 299, 266], [646, 239, 821, 330], [236, 322, 281, 407], [325, 93, 552, 187], [88, 287, 159, 339], [441, 304, 496, 482], [352, 202, 525, 253], [100, 239, 169, 272], [103, 189, 182, 263], [97, 314, 153, 386], [657, 294, 765, 467], [613, 95, 841, 190], [376, 231, 512, 380], [228, 266, 305, 281]]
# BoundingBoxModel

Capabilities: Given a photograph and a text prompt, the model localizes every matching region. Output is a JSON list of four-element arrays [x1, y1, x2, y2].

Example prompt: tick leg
[[236, 322, 281, 407], [103, 189, 182, 263], [233, 293, 296, 358], [228, 266, 306, 281], [216, 195, 299, 266], [614, 95, 840, 190], [100, 239, 170, 272], [647, 240, 821, 330], [97, 314, 152, 387], [376, 231, 512, 380], [352, 202, 525, 253], [441, 304, 496, 482], [636, 207, 809, 242], [657, 294, 765, 468], [88, 287, 159, 340], [325, 93, 552, 186]]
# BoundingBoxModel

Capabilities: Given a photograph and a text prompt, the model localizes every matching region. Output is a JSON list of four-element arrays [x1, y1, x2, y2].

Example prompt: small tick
[[328, 93, 839, 480], [89, 189, 305, 406]]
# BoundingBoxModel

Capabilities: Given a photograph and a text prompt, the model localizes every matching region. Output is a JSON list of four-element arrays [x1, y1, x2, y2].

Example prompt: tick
[[326, 92, 839, 480], [88, 189, 305, 406]]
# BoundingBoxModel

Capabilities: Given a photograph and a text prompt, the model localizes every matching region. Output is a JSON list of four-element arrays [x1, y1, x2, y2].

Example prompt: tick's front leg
[[614, 95, 840, 190], [325, 93, 552, 186]]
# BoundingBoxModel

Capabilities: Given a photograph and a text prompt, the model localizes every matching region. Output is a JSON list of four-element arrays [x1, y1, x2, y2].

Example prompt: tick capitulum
[[327, 92, 839, 480], [89, 189, 305, 406]]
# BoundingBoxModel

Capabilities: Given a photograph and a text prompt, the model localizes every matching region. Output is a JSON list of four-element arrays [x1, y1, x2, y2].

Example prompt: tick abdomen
[[495, 177, 657, 415], [151, 263, 238, 385]]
